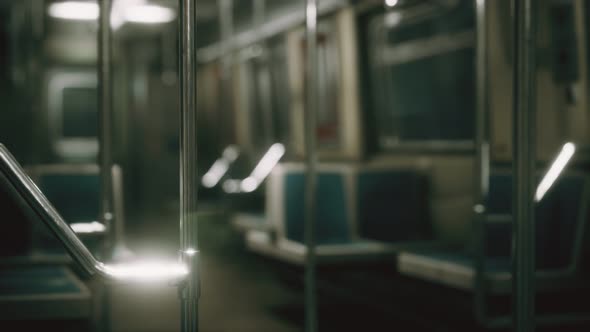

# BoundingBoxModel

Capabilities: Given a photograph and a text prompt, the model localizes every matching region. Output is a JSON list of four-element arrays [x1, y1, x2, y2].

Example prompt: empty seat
[[398, 172, 588, 293], [33, 169, 100, 224], [27, 166, 103, 256], [0, 164, 92, 321], [25, 164, 126, 257], [0, 266, 91, 320], [246, 163, 433, 265]]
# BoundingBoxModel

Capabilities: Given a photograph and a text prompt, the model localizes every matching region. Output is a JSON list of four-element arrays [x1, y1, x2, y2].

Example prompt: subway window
[[368, 1, 475, 151]]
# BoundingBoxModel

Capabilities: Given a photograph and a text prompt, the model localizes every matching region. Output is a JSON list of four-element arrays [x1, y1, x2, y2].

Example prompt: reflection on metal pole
[[304, 0, 319, 331], [512, 0, 537, 331], [179, 0, 199, 331]]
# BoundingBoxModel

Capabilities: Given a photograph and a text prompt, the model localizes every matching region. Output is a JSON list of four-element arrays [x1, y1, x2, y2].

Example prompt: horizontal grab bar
[[0, 144, 188, 284]]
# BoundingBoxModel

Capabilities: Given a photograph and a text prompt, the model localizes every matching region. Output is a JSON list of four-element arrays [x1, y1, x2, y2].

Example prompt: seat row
[[238, 162, 589, 297], [0, 149, 124, 322]]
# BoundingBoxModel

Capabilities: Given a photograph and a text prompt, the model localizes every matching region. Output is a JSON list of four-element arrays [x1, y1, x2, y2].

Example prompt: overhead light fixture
[[48, 1, 99, 21], [124, 4, 176, 24], [48, 1, 176, 26], [385, 0, 400, 7]]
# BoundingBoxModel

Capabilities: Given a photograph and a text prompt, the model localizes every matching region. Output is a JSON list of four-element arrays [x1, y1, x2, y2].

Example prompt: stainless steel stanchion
[[473, 0, 491, 324], [512, 1, 537, 331], [99, 0, 114, 254], [98, 2, 114, 331], [178, 0, 199, 331], [304, 0, 319, 331]]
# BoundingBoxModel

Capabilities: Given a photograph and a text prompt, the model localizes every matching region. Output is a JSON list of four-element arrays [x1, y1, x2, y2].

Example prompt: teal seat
[[246, 164, 433, 265], [0, 266, 83, 296], [25, 165, 111, 256], [37, 173, 100, 223], [398, 172, 588, 293], [0, 163, 91, 320], [284, 171, 350, 245], [0, 266, 91, 320]]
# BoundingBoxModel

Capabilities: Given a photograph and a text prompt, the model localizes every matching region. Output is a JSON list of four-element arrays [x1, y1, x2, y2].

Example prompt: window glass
[[369, 2, 475, 150], [62, 87, 98, 138]]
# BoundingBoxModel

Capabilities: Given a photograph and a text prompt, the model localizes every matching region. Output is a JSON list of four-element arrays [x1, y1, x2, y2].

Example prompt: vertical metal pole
[[28, 0, 45, 165], [99, 0, 114, 252], [219, 0, 234, 146], [179, 0, 199, 332], [253, 0, 273, 147], [304, 0, 319, 331], [473, 0, 491, 324], [98, 2, 114, 332], [512, 0, 537, 331]]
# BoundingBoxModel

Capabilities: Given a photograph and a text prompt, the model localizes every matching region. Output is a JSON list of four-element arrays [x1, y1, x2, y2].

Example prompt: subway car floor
[[6, 206, 589, 332], [106, 206, 417, 332], [111, 206, 590, 332]]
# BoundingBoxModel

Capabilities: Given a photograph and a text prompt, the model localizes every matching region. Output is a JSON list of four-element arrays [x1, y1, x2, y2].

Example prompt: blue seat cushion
[[421, 251, 511, 273], [284, 172, 350, 244], [37, 174, 100, 223], [0, 266, 83, 296]]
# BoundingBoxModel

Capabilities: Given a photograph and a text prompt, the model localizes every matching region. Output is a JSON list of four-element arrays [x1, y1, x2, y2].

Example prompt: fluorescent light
[[384, 12, 402, 27], [48, 2, 99, 21], [240, 143, 285, 193], [202, 145, 240, 188], [240, 177, 258, 193], [385, 0, 400, 7], [306, 1, 317, 30], [202, 159, 230, 188], [70, 221, 107, 234], [250, 143, 285, 182], [222, 145, 240, 162], [103, 260, 188, 283], [222, 143, 285, 194], [124, 4, 176, 24], [535, 142, 576, 202], [111, 0, 145, 29], [222, 179, 241, 194]]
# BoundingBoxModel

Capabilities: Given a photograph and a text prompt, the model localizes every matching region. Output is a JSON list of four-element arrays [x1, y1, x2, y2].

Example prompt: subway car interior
[[1, 0, 590, 331]]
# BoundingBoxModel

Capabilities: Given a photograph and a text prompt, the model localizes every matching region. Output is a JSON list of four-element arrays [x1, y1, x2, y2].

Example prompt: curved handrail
[[0, 144, 188, 284]]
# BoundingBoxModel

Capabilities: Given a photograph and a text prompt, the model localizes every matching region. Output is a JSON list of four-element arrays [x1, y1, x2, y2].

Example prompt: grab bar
[[0, 144, 189, 284]]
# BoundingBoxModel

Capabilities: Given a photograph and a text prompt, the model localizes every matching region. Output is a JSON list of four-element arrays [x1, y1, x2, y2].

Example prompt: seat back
[[483, 172, 588, 270], [268, 163, 432, 245], [0, 169, 33, 257], [355, 169, 431, 242], [282, 169, 351, 244], [26, 164, 125, 255], [35, 171, 100, 223]]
